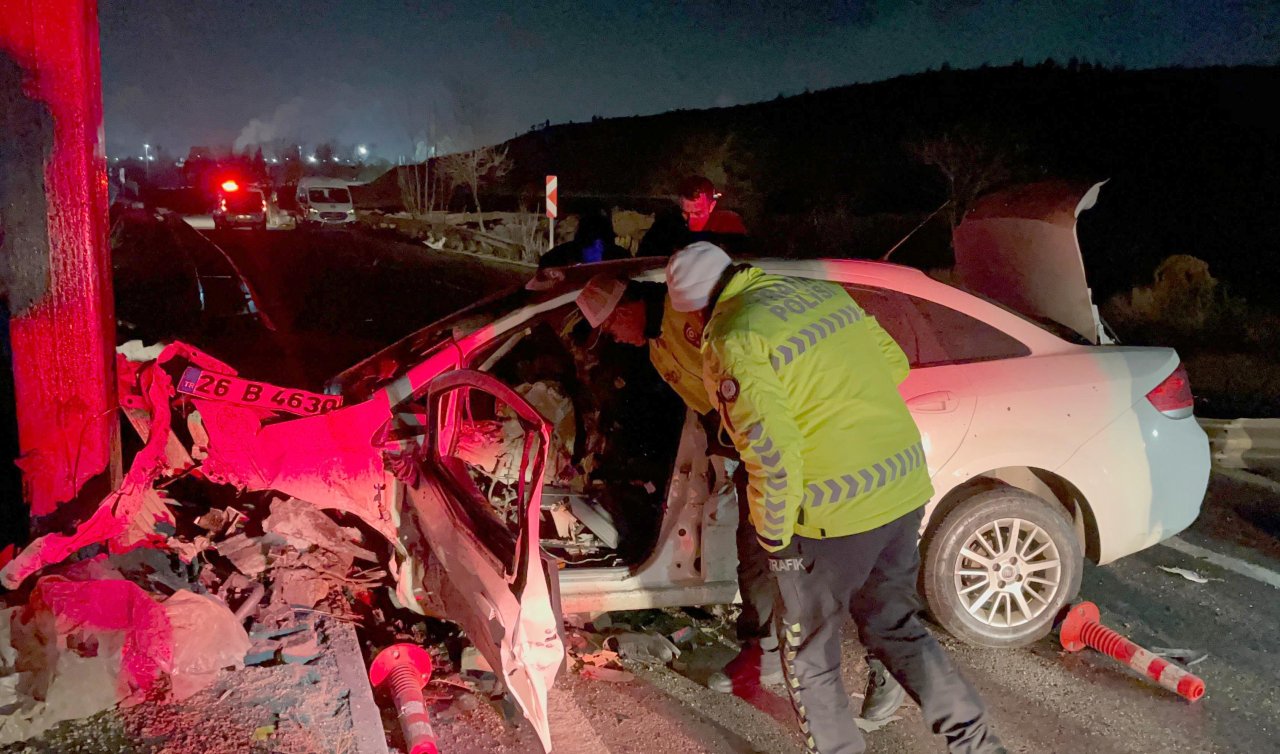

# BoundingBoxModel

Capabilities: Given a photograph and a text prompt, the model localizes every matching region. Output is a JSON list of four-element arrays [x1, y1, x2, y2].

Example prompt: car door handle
[[906, 391, 956, 413]]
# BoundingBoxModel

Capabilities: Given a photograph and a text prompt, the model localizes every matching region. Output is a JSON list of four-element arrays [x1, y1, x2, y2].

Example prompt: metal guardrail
[[1198, 418, 1280, 471]]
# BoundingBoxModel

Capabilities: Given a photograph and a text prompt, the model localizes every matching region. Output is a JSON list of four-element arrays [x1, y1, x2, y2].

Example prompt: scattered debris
[[579, 666, 635, 683], [217, 533, 271, 577], [165, 590, 252, 701], [279, 628, 323, 665], [1151, 647, 1211, 667], [855, 715, 902, 733], [578, 649, 620, 668], [461, 646, 495, 674], [605, 631, 682, 664], [263, 496, 378, 563], [1157, 565, 1217, 583], [669, 626, 696, 646]]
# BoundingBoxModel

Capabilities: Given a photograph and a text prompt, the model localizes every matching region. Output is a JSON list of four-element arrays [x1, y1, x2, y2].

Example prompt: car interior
[[445, 300, 687, 569]]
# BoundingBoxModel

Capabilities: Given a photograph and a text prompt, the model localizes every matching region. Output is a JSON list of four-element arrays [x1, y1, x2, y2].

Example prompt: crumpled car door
[[400, 369, 564, 752], [952, 180, 1108, 344]]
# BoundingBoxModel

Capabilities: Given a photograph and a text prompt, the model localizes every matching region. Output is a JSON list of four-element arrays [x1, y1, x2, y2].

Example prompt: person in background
[[665, 244, 1005, 754], [677, 175, 746, 234], [538, 201, 631, 269], [637, 175, 751, 258]]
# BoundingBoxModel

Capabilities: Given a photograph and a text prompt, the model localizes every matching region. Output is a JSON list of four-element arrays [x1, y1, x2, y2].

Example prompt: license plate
[[176, 367, 343, 417]]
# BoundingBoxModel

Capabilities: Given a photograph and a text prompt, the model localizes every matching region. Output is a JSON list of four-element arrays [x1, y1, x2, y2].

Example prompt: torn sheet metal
[[1, 341, 398, 589]]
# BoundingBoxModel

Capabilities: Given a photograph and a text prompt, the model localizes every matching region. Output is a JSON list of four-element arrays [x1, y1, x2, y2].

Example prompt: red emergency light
[[220, 179, 240, 192]]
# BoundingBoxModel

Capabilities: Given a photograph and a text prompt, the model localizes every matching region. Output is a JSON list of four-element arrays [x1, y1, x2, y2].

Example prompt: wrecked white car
[[2, 181, 1209, 751]]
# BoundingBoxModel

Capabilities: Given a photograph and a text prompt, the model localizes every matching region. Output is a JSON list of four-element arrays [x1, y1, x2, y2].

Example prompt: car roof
[[520, 256, 926, 297], [298, 177, 351, 188]]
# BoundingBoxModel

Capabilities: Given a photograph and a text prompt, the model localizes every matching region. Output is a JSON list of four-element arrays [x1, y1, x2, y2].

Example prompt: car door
[[398, 369, 564, 752], [843, 285, 978, 477]]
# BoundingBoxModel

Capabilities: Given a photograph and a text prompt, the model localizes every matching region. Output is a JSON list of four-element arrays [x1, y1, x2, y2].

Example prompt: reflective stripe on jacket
[[701, 267, 933, 551], [649, 296, 714, 416]]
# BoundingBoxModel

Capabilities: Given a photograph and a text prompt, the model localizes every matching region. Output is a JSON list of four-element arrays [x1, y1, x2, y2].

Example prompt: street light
[[357, 144, 368, 158], [143, 143, 151, 178]]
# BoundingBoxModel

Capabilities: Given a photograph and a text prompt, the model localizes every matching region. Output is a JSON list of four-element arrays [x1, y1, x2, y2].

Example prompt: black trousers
[[733, 462, 778, 647], [772, 508, 1001, 754]]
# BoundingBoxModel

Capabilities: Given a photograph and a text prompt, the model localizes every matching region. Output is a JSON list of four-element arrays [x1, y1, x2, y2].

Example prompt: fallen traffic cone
[[1059, 601, 1205, 702], [370, 643, 441, 754]]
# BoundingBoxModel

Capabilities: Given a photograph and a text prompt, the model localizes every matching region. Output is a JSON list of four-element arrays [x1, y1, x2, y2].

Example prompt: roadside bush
[[1103, 254, 1248, 350]]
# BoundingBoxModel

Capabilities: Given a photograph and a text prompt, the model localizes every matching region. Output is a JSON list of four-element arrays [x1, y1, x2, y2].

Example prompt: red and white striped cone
[[1059, 601, 1206, 702], [369, 643, 441, 754]]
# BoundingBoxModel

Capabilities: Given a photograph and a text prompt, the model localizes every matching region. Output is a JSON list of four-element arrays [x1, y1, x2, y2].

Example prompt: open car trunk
[[952, 180, 1109, 344]]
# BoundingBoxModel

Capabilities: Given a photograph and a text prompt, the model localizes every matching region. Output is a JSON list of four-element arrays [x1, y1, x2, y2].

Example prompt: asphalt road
[[430, 472, 1280, 754], [195, 226, 532, 389]]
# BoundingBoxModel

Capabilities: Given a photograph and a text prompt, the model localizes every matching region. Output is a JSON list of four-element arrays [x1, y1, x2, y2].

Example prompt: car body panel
[[402, 369, 563, 752], [952, 180, 1108, 344], [1058, 397, 1209, 563]]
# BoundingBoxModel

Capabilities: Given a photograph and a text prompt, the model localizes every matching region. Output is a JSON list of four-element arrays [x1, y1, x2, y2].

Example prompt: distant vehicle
[[212, 180, 267, 231], [295, 177, 356, 228]]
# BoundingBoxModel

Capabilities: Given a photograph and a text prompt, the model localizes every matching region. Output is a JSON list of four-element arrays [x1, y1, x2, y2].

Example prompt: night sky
[[99, 0, 1279, 160]]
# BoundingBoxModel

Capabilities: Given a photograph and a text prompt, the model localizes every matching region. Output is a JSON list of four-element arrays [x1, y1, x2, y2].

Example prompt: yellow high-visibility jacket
[[700, 267, 933, 551], [649, 296, 714, 416]]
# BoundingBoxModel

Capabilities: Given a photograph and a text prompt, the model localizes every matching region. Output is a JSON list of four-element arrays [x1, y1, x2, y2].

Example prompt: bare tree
[[438, 144, 512, 230], [397, 162, 429, 217], [907, 125, 1027, 226]]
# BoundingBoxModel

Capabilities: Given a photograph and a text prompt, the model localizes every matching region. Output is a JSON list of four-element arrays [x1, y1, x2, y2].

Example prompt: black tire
[[922, 486, 1082, 648]]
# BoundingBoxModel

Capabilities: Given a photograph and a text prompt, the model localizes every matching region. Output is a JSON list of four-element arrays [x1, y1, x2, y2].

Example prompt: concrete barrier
[[1198, 417, 1280, 471]]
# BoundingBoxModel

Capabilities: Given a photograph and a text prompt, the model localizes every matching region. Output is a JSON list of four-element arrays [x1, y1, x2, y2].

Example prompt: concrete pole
[[0, 0, 120, 523]]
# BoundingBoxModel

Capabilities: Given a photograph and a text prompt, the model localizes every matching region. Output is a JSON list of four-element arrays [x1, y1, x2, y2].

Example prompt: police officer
[[575, 271, 783, 691], [578, 267, 909, 714], [666, 243, 1006, 754]]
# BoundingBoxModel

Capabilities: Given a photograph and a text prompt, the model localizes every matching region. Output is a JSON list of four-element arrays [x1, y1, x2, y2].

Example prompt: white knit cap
[[666, 242, 732, 312]]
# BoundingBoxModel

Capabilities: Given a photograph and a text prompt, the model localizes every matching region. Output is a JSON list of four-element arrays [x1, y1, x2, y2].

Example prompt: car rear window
[[225, 191, 263, 211], [844, 285, 1030, 367]]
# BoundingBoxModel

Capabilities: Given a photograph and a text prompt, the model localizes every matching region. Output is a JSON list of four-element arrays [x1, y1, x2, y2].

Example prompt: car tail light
[[1146, 363, 1194, 419]]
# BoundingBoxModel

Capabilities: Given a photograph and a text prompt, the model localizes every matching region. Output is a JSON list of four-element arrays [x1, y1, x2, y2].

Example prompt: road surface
[[429, 471, 1280, 754]]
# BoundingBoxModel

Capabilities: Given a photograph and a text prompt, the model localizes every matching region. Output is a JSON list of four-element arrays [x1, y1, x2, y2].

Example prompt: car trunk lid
[[953, 180, 1109, 345]]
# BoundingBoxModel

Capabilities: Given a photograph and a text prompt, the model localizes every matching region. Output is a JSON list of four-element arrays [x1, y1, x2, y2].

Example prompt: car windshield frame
[[326, 258, 666, 400]]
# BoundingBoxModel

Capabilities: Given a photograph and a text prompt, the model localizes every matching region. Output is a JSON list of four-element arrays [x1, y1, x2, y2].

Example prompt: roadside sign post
[[545, 174, 557, 249]]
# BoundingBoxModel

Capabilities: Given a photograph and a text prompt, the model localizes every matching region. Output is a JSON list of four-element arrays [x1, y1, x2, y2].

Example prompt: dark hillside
[[388, 63, 1280, 303]]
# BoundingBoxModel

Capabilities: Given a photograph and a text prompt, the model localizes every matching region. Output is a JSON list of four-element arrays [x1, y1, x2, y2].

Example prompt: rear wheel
[[922, 486, 1082, 648]]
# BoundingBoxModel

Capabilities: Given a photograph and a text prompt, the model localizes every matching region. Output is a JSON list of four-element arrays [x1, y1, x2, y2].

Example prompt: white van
[[295, 177, 356, 227]]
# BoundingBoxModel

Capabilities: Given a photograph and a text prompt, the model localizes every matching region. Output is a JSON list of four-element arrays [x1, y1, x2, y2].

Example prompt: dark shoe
[[860, 658, 907, 722], [708, 643, 784, 693]]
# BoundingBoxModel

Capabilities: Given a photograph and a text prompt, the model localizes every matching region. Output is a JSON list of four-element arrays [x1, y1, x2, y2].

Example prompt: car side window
[[903, 295, 1031, 365], [842, 285, 924, 364], [843, 284, 1029, 367]]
